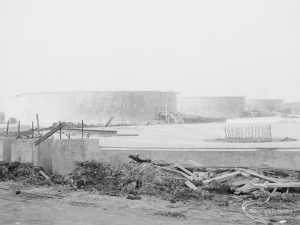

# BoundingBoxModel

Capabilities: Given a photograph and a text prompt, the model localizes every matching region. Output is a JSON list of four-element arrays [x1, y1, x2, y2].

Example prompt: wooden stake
[[82, 120, 84, 139], [32, 121, 34, 138], [36, 114, 40, 134], [17, 121, 20, 138], [6, 120, 9, 136], [59, 121, 62, 139]]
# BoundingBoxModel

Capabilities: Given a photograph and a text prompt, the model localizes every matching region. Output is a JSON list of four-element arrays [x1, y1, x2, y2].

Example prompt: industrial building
[[245, 99, 283, 114], [14, 91, 177, 125], [177, 96, 245, 118]]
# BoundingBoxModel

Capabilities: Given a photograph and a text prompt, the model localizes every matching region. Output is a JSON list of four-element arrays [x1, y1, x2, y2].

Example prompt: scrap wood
[[203, 171, 241, 185], [128, 155, 171, 167], [234, 178, 261, 194], [35, 123, 65, 145], [39, 171, 50, 180], [64, 128, 117, 134], [252, 182, 300, 188], [104, 116, 114, 127], [231, 179, 253, 188], [185, 180, 198, 190], [157, 166, 193, 180], [129, 155, 151, 163], [174, 163, 193, 176], [237, 168, 282, 183]]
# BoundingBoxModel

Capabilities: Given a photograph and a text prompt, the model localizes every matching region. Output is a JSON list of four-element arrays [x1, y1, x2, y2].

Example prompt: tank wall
[[290, 102, 300, 114], [178, 97, 245, 118], [246, 99, 283, 112], [15, 91, 177, 125]]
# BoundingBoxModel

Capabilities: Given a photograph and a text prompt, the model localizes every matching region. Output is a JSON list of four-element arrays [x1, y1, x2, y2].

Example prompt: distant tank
[[246, 99, 283, 114], [0, 112, 4, 124], [178, 96, 245, 118], [14, 91, 177, 125]]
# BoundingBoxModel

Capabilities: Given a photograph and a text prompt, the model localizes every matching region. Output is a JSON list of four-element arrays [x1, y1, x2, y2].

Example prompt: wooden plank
[[39, 171, 50, 180], [36, 114, 40, 134], [237, 168, 281, 183], [158, 166, 193, 180], [63, 128, 117, 134], [174, 164, 193, 176], [234, 178, 260, 194], [185, 180, 198, 190], [35, 123, 65, 145], [203, 171, 241, 185], [252, 182, 300, 188], [104, 116, 114, 127]]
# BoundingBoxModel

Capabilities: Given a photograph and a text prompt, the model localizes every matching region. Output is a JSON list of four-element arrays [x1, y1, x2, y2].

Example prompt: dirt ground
[[0, 182, 255, 225]]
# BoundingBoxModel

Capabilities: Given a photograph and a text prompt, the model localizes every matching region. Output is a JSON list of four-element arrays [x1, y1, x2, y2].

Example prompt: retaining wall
[[94, 148, 300, 170], [0, 137, 99, 176]]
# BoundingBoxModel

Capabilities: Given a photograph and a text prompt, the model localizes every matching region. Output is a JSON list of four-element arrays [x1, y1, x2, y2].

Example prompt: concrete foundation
[[52, 139, 99, 176], [94, 147, 300, 170], [0, 137, 14, 161], [1, 136, 99, 176], [2, 135, 300, 174]]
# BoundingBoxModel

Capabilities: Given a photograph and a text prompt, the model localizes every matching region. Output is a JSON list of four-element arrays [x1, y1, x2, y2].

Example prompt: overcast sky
[[1, 0, 300, 108]]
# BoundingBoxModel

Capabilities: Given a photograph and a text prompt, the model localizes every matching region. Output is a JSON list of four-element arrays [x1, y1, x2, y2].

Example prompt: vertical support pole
[[17, 121, 20, 138], [82, 120, 84, 139], [32, 121, 34, 138], [6, 120, 9, 136], [36, 114, 40, 134], [59, 121, 62, 139]]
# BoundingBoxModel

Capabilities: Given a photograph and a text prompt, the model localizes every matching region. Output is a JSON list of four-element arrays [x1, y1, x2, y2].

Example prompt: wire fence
[[225, 124, 272, 142]]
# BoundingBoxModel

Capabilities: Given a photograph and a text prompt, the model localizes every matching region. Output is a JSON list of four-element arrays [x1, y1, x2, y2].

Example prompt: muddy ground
[[0, 182, 253, 225]]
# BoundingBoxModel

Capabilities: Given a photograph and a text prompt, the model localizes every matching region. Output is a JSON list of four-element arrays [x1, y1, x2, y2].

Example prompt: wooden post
[[6, 120, 9, 136], [104, 116, 114, 127], [82, 120, 84, 139], [59, 121, 62, 139], [36, 114, 40, 134], [17, 121, 20, 138], [32, 122, 34, 138]]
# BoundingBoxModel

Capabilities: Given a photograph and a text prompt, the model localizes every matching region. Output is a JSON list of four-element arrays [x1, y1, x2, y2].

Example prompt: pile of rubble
[[0, 162, 53, 185]]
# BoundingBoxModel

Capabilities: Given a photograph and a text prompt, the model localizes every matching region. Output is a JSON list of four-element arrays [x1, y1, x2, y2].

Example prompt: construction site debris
[[252, 182, 300, 188]]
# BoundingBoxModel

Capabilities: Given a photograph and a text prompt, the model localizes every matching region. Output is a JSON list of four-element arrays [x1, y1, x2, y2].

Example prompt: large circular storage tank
[[177, 96, 245, 118], [246, 99, 283, 113], [14, 91, 177, 125]]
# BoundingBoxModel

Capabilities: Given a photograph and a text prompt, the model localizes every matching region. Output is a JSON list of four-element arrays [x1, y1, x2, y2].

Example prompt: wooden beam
[[104, 116, 114, 127], [237, 168, 281, 183], [174, 164, 193, 176], [203, 171, 241, 185], [252, 182, 300, 188], [35, 123, 65, 145], [185, 180, 198, 190]]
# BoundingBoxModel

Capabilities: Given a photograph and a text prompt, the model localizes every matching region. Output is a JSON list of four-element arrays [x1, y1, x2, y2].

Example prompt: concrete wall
[[93, 148, 300, 170], [0, 137, 14, 161], [52, 139, 99, 176], [178, 96, 245, 118], [14, 91, 177, 125], [2, 137, 99, 176], [246, 99, 283, 113]]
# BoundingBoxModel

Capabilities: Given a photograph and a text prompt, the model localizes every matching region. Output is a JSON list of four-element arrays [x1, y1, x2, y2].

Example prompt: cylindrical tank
[[177, 96, 245, 118], [245, 99, 283, 113], [289, 102, 300, 114], [14, 91, 177, 125]]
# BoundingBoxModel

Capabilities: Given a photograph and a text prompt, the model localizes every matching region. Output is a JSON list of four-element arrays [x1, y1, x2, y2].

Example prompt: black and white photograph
[[0, 0, 300, 224]]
